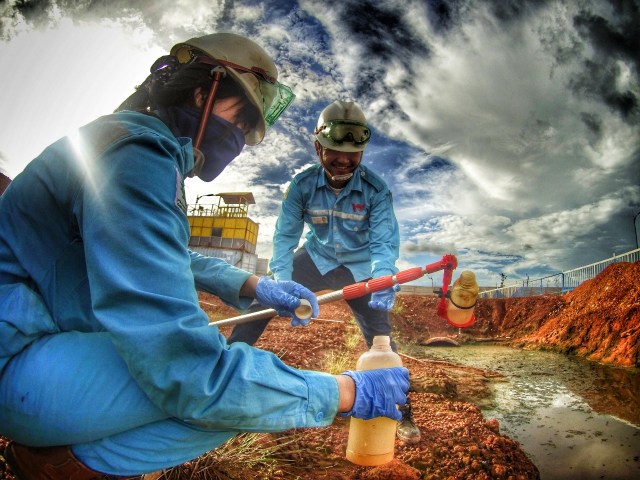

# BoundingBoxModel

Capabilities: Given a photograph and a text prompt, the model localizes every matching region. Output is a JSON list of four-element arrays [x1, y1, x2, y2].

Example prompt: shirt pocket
[[336, 211, 369, 246]]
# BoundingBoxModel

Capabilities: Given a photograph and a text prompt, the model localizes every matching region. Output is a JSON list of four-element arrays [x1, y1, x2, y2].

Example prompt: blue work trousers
[[228, 248, 397, 351], [0, 330, 235, 476]]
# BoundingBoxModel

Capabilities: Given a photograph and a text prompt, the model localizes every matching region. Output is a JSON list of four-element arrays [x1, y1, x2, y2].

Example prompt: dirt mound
[[392, 262, 640, 368], [519, 262, 640, 366], [471, 295, 566, 339]]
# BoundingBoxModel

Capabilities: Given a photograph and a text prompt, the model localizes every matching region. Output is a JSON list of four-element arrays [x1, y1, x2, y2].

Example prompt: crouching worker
[[0, 32, 409, 479]]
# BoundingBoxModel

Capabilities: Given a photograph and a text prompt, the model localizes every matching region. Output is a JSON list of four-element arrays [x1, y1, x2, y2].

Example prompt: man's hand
[[339, 367, 409, 420], [368, 284, 400, 311], [255, 277, 319, 326]]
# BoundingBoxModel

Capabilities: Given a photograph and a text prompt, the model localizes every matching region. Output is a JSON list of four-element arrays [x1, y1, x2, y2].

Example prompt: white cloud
[[0, 17, 162, 177], [1, 0, 637, 286]]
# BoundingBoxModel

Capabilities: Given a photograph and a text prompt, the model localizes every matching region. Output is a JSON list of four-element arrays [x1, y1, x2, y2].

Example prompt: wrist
[[240, 275, 259, 298], [335, 374, 356, 413]]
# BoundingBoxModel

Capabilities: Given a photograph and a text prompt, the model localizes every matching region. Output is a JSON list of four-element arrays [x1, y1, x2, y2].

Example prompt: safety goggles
[[315, 120, 371, 146], [194, 56, 295, 128]]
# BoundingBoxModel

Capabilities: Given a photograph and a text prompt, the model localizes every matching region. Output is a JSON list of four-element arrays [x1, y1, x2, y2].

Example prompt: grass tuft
[[320, 349, 354, 375], [391, 296, 405, 315], [163, 433, 294, 480]]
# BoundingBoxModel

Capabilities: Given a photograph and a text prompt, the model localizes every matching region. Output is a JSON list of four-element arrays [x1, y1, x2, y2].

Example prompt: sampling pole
[[209, 254, 461, 328]]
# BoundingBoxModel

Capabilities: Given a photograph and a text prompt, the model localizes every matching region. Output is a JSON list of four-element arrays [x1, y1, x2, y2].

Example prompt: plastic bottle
[[345, 335, 402, 466], [446, 270, 479, 328]]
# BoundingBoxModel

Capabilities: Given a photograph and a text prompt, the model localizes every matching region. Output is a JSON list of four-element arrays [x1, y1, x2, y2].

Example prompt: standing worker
[[228, 100, 421, 444], [0, 33, 409, 479]]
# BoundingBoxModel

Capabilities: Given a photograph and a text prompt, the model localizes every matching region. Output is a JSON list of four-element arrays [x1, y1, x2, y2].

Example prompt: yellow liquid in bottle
[[346, 416, 398, 465], [345, 335, 402, 466]]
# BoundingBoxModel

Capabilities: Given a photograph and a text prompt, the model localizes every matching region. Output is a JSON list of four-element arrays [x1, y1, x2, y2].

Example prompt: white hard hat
[[171, 33, 295, 145], [314, 100, 371, 152]]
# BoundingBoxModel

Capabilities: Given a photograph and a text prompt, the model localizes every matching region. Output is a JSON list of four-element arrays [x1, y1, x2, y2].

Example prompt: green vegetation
[[321, 348, 354, 374], [163, 433, 295, 480], [391, 296, 405, 315]]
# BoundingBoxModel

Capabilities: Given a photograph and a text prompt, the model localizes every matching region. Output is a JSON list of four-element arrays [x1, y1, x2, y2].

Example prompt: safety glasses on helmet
[[315, 120, 371, 146], [193, 56, 295, 128]]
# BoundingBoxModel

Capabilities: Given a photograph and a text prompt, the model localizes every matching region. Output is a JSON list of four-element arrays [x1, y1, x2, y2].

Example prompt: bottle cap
[[372, 335, 391, 346]]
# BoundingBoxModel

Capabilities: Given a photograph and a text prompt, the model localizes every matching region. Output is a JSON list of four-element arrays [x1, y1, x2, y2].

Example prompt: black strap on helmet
[[115, 55, 181, 112]]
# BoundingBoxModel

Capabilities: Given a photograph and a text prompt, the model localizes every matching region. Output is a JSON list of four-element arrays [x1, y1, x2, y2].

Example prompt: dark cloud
[[570, 59, 638, 118], [324, 1, 432, 120], [579, 111, 603, 145], [574, 1, 640, 73], [424, 0, 466, 33], [568, 2, 640, 120], [11, 0, 53, 20], [1, 0, 216, 40], [485, 0, 553, 23], [1, 0, 141, 39], [404, 155, 454, 177], [0, 0, 51, 38], [340, 0, 429, 65]]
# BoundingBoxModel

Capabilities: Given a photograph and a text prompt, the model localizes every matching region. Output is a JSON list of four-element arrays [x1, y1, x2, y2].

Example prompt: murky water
[[408, 344, 640, 480]]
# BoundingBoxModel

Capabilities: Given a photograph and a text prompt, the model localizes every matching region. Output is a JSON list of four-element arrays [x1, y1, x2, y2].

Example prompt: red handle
[[343, 282, 369, 300], [395, 267, 425, 284], [342, 256, 458, 300], [367, 275, 396, 293], [424, 254, 457, 274]]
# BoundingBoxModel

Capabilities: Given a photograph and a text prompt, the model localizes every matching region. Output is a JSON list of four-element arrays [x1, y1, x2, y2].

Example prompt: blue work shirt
[[270, 164, 399, 282], [0, 111, 337, 432]]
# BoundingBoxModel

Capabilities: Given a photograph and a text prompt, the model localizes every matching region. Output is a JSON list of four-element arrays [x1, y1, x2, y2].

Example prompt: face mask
[[158, 106, 245, 182]]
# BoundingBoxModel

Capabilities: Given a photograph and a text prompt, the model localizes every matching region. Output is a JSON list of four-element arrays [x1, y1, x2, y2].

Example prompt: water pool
[[407, 344, 640, 480]]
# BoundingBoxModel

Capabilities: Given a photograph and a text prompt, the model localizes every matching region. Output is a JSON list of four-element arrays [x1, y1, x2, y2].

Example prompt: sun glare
[[67, 128, 100, 197], [0, 18, 163, 178]]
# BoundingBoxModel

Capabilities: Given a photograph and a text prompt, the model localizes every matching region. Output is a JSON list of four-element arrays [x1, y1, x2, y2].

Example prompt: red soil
[[2, 262, 637, 479]]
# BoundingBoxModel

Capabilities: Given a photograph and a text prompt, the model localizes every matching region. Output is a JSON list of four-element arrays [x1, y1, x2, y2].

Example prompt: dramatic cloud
[[1, 0, 638, 286]]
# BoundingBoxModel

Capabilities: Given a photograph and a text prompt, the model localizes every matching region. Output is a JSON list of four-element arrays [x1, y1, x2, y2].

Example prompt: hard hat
[[171, 32, 295, 145], [314, 100, 371, 152]]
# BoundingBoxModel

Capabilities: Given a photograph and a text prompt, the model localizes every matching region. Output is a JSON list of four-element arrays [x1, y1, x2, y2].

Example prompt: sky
[[1, 0, 638, 288]]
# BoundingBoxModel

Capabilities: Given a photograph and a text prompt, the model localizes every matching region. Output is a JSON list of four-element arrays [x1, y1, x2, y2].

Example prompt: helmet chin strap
[[316, 141, 356, 184], [320, 162, 353, 183], [328, 172, 353, 182], [194, 66, 226, 150]]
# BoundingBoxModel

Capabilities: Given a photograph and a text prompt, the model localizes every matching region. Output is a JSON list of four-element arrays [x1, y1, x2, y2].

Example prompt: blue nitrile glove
[[339, 367, 409, 420], [255, 277, 319, 326], [368, 284, 401, 311]]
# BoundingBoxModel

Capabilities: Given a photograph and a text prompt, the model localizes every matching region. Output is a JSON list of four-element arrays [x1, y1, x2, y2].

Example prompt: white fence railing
[[479, 248, 640, 299]]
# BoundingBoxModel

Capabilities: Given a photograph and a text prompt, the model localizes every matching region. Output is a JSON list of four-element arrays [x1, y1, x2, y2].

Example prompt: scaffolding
[[187, 192, 260, 272]]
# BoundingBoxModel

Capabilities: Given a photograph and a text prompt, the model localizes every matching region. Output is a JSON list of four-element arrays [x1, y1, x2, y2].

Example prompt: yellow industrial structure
[[187, 192, 261, 272]]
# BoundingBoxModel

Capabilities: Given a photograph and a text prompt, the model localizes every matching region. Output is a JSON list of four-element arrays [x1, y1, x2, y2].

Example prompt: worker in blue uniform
[[228, 100, 422, 445], [229, 100, 400, 349], [0, 33, 409, 479]]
